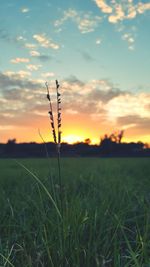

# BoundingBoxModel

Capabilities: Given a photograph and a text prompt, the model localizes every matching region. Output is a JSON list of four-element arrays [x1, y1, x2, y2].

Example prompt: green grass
[[0, 157, 150, 267]]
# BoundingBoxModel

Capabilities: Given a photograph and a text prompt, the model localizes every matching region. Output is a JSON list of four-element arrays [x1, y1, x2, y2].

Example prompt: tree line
[[0, 131, 149, 158]]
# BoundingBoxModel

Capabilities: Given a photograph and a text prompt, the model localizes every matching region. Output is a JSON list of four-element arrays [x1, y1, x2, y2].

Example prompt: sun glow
[[62, 134, 84, 144]]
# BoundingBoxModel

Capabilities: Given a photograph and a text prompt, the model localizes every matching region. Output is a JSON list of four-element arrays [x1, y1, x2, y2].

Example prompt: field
[[0, 157, 150, 267]]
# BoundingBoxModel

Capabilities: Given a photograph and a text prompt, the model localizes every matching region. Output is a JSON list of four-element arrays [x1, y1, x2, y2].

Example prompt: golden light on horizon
[[62, 134, 84, 144]]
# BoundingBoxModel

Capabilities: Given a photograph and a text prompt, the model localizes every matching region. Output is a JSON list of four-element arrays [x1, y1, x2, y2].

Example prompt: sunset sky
[[0, 0, 150, 144]]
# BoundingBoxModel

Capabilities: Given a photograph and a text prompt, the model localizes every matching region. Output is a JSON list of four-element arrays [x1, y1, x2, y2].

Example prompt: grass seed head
[[45, 80, 62, 148]]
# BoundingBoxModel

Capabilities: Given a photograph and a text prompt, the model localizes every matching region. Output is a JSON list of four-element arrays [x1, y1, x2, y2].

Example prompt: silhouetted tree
[[117, 130, 124, 143], [108, 130, 124, 143], [100, 130, 124, 155], [84, 138, 91, 145], [7, 138, 16, 144], [5, 138, 17, 155], [144, 143, 149, 149]]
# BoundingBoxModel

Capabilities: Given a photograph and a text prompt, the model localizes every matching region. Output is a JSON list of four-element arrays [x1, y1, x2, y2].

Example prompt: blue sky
[[0, 0, 150, 144]]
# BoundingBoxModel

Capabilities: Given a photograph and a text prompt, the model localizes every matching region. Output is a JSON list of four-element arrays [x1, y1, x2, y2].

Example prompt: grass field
[[0, 157, 150, 267]]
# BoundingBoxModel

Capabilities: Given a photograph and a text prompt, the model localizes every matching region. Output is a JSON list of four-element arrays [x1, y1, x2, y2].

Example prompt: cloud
[[11, 58, 30, 64], [30, 50, 40, 57], [29, 50, 52, 62], [94, 1, 139, 49], [77, 14, 102, 33], [94, 0, 112, 14], [61, 78, 123, 115], [0, 71, 44, 128], [4, 70, 31, 79], [16, 36, 26, 42], [79, 51, 95, 62], [33, 34, 60, 50], [137, 3, 150, 14], [0, 28, 12, 42], [0, 71, 41, 89], [41, 72, 55, 78], [108, 4, 125, 23], [94, 0, 150, 23], [126, 5, 137, 19], [21, 7, 30, 13], [0, 125, 14, 130], [26, 64, 42, 71], [117, 115, 150, 131], [64, 75, 85, 86], [122, 33, 134, 43], [58, 78, 127, 118], [25, 43, 37, 49], [54, 9, 78, 27], [105, 93, 150, 122], [0, 73, 149, 141], [145, 103, 150, 111], [54, 8, 102, 34], [0, 30, 26, 45], [36, 54, 52, 62], [87, 87, 123, 103], [96, 38, 102, 45], [0, 74, 119, 120], [122, 32, 135, 50]]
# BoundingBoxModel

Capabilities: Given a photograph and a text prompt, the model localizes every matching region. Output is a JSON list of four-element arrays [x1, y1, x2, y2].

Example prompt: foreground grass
[[0, 157, 150, 267]]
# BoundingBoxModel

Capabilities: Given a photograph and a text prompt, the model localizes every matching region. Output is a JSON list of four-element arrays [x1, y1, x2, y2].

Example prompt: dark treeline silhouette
[[0, 134, 150, 158]]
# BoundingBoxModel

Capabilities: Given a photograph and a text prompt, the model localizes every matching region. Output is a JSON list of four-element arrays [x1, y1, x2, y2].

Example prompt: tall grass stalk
[[15, 160, 62, 219], [46, 80, 63, 215], [46, 80, 65, 263], [38, 129, 58, 215]]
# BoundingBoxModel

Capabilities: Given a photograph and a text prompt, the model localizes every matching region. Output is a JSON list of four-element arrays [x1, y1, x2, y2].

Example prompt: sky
[[0, 0, 150, 144]]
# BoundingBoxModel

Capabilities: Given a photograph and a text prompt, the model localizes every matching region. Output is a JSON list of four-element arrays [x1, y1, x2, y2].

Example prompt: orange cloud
[[11, 58, 30, 64], [0, 72, 149, 144]]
